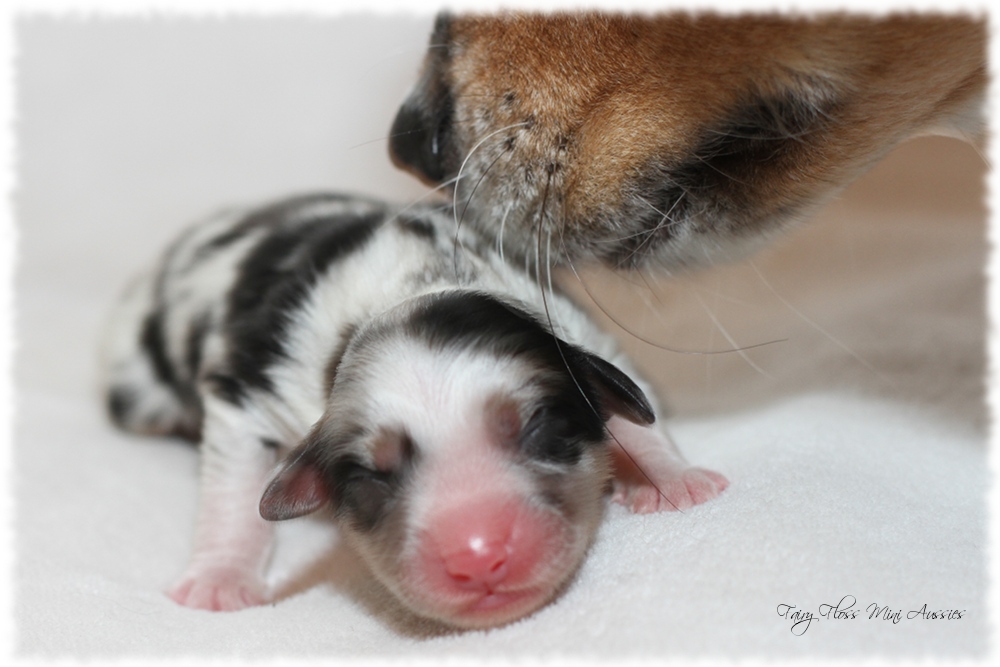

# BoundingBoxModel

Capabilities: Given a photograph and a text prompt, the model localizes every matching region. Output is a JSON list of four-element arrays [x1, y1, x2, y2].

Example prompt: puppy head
[[259, 290, 654, 629], [390, 12, 985, 270]]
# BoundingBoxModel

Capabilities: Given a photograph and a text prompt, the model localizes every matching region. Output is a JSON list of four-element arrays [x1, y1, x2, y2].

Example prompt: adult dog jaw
[[390, 12, 986, 270]]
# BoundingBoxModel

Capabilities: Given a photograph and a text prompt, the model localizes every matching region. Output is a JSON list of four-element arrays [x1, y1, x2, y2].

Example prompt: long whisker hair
[[347, 111, 495, 151], [449, 122, 527, 281], [617, 193, 688, 267], [393, 174, 464, 220], [748, 259, 896, 388], [452, 120, 531, 223], [529, 174, 676, 511], [497, 200, 514, 265], [561, 255, 787, 356], [688, 287, 775, 378], [451, 150, 508, 282]]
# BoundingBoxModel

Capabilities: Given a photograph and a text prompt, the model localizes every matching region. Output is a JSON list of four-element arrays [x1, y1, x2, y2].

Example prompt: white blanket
[[12, 16, 988, 658]]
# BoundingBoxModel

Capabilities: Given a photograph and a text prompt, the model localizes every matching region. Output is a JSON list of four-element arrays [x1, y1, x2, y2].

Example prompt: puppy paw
[[167, 567, 268, 611], [613, 467, 728, 514]]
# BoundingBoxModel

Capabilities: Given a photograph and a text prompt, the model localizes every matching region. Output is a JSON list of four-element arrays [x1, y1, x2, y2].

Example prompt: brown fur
[[390, 12, 986, 270]]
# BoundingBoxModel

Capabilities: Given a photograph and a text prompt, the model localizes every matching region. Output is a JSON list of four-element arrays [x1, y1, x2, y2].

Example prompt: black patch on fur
[[406, 291, 542, 354], [184, 311, 211, 380], [215, 210, 382, 404], [334, 430, 416, 533], [139, 311, 177, 389], [106, 386, 136, 427], [519, 406, 585, 465], [395, 213, 437, 241], [330, 456, 405, 533], [199, 193, 359, 256], [261, 437, 282, 450], [203, 372, 246, 405], [137, 308, 203, 418], [287, 424, 406, 532], [200, 223, 255, 256]]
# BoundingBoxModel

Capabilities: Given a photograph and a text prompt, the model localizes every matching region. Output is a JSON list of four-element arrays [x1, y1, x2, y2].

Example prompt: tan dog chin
[[389, 12, 986, 270]]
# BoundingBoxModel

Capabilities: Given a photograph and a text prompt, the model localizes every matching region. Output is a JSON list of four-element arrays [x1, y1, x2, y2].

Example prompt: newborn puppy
[[390, 12, 986, 270], [102, 193, 727, 629]]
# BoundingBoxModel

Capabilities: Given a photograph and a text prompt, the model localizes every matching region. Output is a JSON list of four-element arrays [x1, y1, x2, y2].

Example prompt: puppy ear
[[259, 449, 329, 521], [571, 349, 656, 426]]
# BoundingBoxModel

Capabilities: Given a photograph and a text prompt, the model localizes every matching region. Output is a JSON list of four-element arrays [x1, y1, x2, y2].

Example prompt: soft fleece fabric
[[12, 16, 988, 659]]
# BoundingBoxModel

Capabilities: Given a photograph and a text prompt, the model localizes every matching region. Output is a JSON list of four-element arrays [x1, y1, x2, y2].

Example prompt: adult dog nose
[[388, 101, 447, 184]]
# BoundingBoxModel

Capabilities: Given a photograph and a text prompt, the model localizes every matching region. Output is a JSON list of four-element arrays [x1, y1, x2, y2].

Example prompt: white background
[[10, 10, 990, 659]]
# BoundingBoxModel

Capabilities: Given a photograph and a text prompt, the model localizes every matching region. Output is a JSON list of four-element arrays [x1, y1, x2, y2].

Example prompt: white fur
[[103, 193, 727, 622]]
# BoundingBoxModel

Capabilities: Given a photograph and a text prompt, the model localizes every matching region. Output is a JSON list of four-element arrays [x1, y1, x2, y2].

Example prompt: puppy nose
[[431, 500, 522, 591], [388, 101, 446, 184], [442, 537, 510, 589]]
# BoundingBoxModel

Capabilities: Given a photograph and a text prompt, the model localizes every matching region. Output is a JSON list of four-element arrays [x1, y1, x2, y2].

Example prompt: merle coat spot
[[217, 210, 383, 404]]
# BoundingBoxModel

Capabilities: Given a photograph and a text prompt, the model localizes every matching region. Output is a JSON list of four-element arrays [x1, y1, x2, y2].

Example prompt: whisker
[[348, 128, 423, 150], [452, 121, 530, 213], [689, 150, 749, 186], [532, 176, 645, 486], [689, 287, 774, 378], [557, 188, 690, 255], [497, 201, 513, 265], [618, 193, 687, 267], [540, 227, 566, 339], [545, 203, 678, 510], [561, 255, 786, 356], [455, 93, 522, 100], [534, 169, 554, 306], [700, 121, 820, 143], [533, 192, 544, 285], [450, 121, 530, 278], [628, 268, 678, 332], [452, 146, 509, 281], [748, 260, 898, 388], [546, 229, 555, 295], [456, 146, 509, 232], [346, 113, 488, 151], [395, 174, 464, 219]]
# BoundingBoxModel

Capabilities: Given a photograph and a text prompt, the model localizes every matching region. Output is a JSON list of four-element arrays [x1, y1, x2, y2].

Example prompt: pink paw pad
[[614, 467, 729, 514], [168, 569, 267, 612]]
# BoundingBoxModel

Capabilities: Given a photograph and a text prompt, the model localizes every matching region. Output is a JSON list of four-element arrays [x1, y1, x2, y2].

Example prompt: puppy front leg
[[608, 415, 728, 514], [168, 395, 280, 611]]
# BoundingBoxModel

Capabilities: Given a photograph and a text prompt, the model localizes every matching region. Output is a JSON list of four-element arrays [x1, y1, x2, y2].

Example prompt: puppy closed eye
[[519, 407, 585, 466], [333, 459, 402, 531]]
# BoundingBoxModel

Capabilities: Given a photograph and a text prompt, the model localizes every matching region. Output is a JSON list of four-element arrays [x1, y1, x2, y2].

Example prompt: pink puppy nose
[[442, 536, 510, 589], [432, 501, 522, 591]]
